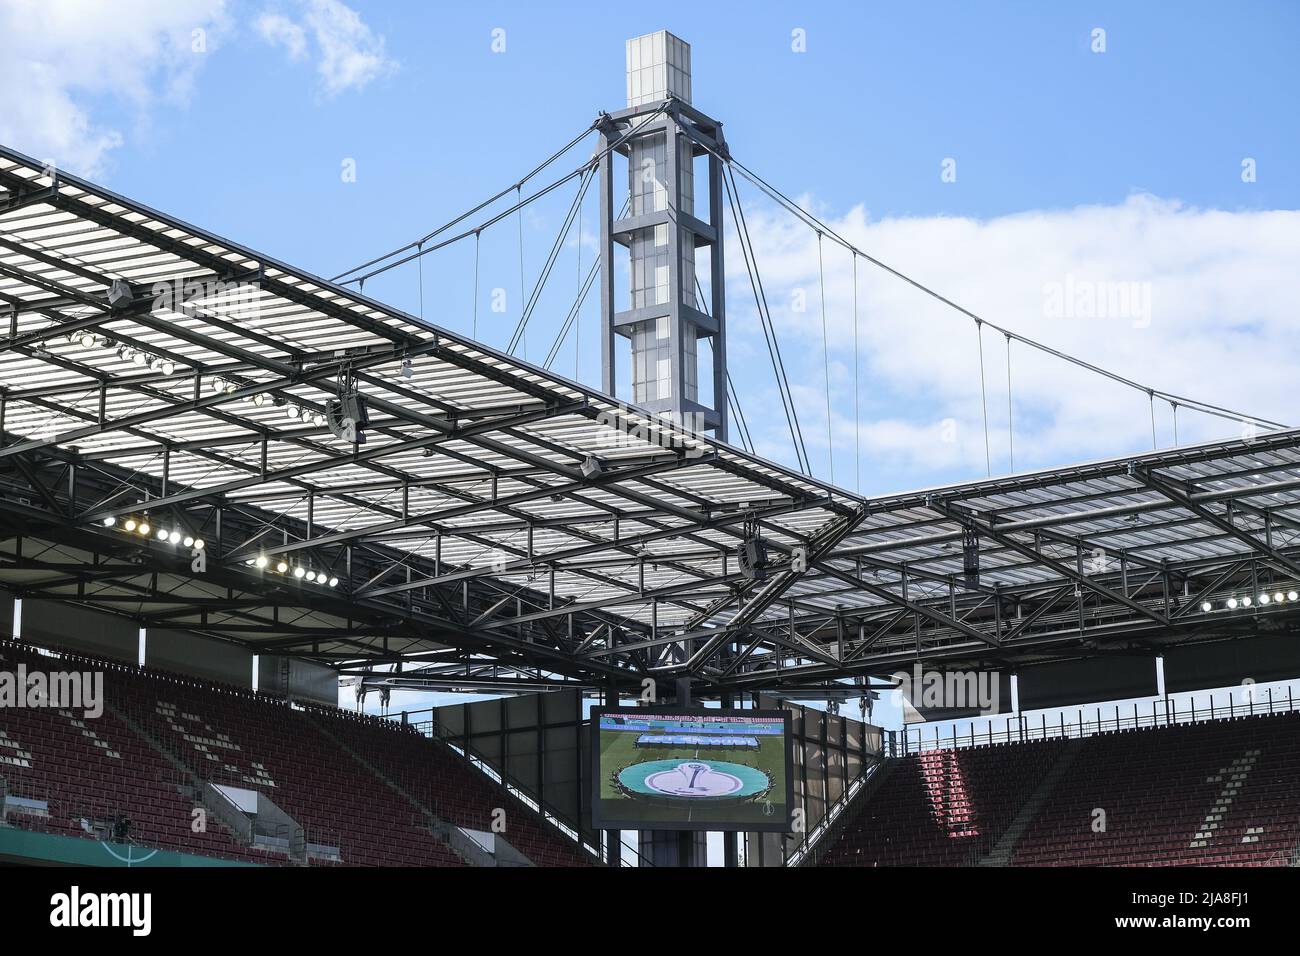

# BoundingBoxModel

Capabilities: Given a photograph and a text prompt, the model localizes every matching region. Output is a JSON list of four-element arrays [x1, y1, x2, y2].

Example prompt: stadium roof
[[2, 142, 1299, 694]]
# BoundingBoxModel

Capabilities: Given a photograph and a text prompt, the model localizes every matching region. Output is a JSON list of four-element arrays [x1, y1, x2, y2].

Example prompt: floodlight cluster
[[104, 514, 203, 550], [1204, 589, 1300, 612], [210, 375, 326, 426], [66, 330, 177, 375], [244, 554, 338, 588]]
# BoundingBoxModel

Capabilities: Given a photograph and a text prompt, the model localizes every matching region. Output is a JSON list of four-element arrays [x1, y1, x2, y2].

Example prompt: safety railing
[[785, 757, 885, 868], [901, 685, 1300, 754], [402, 708, 652, 867]]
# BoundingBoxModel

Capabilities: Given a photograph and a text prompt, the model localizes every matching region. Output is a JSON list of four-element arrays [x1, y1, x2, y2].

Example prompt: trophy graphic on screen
[[678, 762, 710, 792]]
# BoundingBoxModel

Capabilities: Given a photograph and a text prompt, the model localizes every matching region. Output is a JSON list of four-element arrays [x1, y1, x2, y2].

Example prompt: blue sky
[[5, 2, 1300, 738], [6, 1, 1297, 491]]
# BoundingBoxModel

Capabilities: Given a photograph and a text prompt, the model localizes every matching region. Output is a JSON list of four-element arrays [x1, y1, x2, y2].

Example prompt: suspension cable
[[705, 150, 1286, 432], [976, 320, 991, 477], [1005, 333, 1014, 472], [692, 274, 755, 455], [723, 164, 811, 474], [472, 231, 480, 339], [338, 104, 670, 289], [417, 240, 424, 319], [543, 197, 630, 371], [727, 372, 756, 454], [575, 188, 582, 380], [1149, 390, 1158, 450], [516, 184, 526, 360], [508, 167, 593, 355], [817, 232, 834, 484], [852, 252, 861, 493], [332, 121, 598, 283]]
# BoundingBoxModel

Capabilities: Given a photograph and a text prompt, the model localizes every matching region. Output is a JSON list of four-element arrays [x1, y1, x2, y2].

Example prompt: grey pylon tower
[[598, 31, 728, 442]]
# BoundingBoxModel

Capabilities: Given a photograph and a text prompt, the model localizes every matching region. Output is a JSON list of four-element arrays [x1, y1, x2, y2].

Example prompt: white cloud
[[722, 193, 1300, 489], [256, 12, 308, 61], [0, 0, 229, 176], [256, 0, 397, 96]]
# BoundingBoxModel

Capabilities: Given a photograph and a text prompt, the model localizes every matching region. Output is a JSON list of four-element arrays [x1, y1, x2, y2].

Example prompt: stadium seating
[[819, 737, 1067, 866], [1012, 712, 1300, 866], [817, 710, 1300, 867], [0, 639, 596, 867]]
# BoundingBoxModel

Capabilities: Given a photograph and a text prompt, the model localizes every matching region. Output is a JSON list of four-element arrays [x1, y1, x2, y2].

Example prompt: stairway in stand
[[977, 737, 1085, 867]]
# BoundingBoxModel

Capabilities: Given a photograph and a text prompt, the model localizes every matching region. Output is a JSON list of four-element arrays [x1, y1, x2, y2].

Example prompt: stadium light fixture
[[156, 528, 169, 541], [327, 577, 339, 588], [124, 518, 137, 532], [276, 560, 289, 574], [1227, 597, 1238, 609], [293, 566, 306, 579], [255, 555, 269, 569], [1200, 601, 1213, 613], [183, 535, 194, 547], [138, 521, 151, 536], [1274, 592, 1285, 604], [1259, 593, 1271, 605], [1289, 591, 1298, 603], [1242, 595, 1253, 607], [193, 539, 205, 551], [102, 516, 116, 527], [169, 530, 182, 544]]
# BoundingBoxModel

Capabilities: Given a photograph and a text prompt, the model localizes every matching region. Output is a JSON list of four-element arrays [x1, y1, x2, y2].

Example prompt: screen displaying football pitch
[[591, 707, 792, 832]]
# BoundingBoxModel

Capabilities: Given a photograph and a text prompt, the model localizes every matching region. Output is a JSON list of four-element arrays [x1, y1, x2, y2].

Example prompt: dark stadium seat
[[818, 737, 1066, 866], [817, 710, 1300, 867], [1011, 712, 1300, 867], [0, 639, 596, 867]]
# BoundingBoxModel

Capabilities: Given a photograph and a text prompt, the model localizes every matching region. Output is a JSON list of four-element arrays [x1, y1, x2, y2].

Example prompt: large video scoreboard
[[591, 707, 792, 832]]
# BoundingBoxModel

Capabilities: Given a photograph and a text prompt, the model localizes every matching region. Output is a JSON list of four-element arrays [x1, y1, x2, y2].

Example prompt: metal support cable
[[508, 167, 594, 355], [472, 231, 480, 339], [726, 371, 756, 454], [722, 164, 810, 474], [1005, 333, 1014, 472], [1149, 390, 1158, 450], [692, 272, 756, 455], [852, 252, 860, 493], [726, 163, 810, 473], [817, 232, 835, 484], [976, 321, 991, 477], [338, 104, 670, 289], [543, 197, 630, 372], [516, 184, 526, 360], [332, 121, 598, 283], [705, 151, 1286, 432], [417, 240, 424, 319], [575, 191, 582, 380], [543, 258, 599, 371]]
